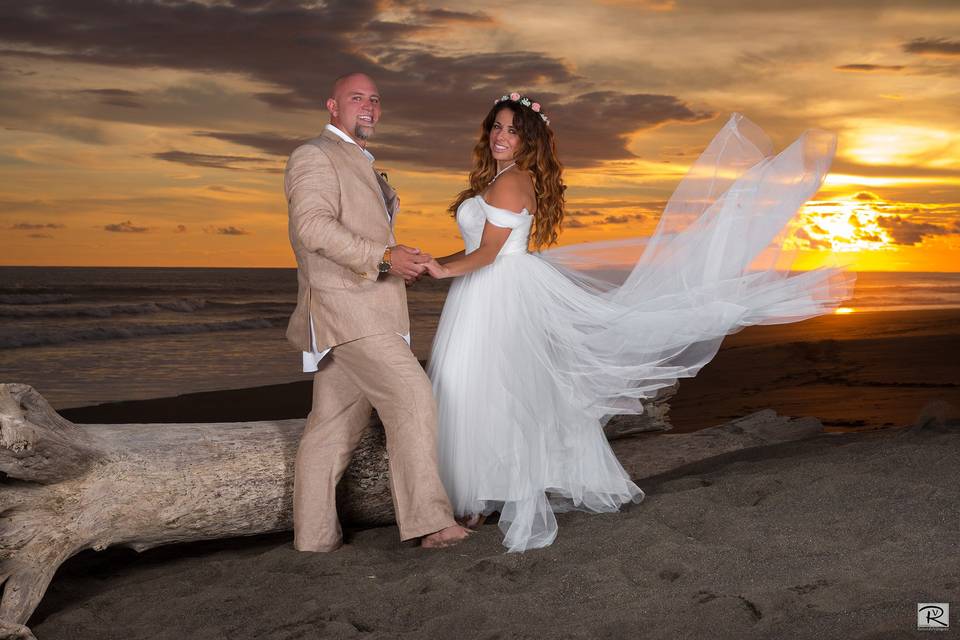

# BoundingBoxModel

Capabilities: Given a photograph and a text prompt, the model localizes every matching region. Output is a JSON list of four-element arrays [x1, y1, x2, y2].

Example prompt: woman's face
[[489, 108, 520, 163]]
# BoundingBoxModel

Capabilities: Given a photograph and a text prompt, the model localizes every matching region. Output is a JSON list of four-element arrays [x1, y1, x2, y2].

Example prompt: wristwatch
[[377, 246, 392, 274]]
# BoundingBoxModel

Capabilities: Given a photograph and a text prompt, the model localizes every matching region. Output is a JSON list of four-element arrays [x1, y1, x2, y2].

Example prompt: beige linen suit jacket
[[284, 129, 408, 352]]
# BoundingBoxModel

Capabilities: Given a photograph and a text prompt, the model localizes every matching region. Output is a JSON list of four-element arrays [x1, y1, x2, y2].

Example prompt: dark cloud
[[205, 225, 251, 236], [564, 209, 598, 229], [195, 131, 303, 157], [10, 222, 65, 230], [174, 224, 187, 233], [153, 150, 281, 172], [417, 8, 493, 23], [252, 91, 317, 111], [79, 88, 144, 108], [104, 220, 148, 233], [564, 209, 645, 226], [378, 91, 711, 170], [602, 214, 645, 224], [0, 0, 708, 169], [877, 215, 953, 245], [834, 64, 905, 72], [793, 227, 830, 250], [550, 92, 714, 166], [903, 37, 960, 57], [364, 20, 427, 35], [0, 62, 36, 77], [854, 191, 878, 201], [681, 0, 959, 9], [569, 200, 667, 211]]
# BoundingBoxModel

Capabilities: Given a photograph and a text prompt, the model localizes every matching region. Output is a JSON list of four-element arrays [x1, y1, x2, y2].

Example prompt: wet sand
[[61, 308, 960, 433]]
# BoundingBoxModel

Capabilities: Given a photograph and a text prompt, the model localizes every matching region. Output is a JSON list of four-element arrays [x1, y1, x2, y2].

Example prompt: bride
[[422, 93, 854, 552]]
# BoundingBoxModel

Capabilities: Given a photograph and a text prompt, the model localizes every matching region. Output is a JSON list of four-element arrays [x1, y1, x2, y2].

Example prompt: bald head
[[326, 73, 381, 147], [331, 72, 376, 97]]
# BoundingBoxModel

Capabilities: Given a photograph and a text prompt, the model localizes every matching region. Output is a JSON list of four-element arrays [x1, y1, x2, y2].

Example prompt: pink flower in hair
[[531, 102, 541, 112], [510, 92, 521, 101]]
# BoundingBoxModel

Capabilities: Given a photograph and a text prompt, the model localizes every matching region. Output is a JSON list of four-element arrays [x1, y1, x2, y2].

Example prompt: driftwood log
[[0, 382, 673, 631], [0, 381, 826, 638]]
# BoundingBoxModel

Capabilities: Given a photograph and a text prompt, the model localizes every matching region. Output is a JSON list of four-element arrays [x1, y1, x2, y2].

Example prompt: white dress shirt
[[301, 124, 410, 372]]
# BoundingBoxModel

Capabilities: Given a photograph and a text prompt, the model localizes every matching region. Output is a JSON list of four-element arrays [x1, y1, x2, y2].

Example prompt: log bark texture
[[0, 380, 818, 638]]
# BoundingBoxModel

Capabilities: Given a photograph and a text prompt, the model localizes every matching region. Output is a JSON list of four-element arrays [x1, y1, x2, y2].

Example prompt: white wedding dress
[[427, 114, 854, 552]]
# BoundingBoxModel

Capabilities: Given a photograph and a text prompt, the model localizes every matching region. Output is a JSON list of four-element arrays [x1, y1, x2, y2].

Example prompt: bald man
[[284, 73, 469, 550]]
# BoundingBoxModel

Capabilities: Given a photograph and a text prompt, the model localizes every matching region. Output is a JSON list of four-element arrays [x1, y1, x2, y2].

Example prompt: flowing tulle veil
[[538, 113, 855, 417]]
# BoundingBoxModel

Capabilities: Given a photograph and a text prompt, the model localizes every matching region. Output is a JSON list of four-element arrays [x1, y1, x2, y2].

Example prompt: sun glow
[[791, 197, 894, 253]]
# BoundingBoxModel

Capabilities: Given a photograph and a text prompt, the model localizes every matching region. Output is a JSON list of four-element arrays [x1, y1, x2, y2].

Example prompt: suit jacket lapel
[[374, 169, 399, 223], [322, 132, 392, 229]]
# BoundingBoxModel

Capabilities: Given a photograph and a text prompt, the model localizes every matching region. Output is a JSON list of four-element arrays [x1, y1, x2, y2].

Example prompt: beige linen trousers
[[284, 129, 456, 550]]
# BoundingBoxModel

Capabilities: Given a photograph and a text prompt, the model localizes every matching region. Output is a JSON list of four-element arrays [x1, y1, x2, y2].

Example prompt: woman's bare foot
[[461, 513, 487, 529], [421, 524, 472, 549]]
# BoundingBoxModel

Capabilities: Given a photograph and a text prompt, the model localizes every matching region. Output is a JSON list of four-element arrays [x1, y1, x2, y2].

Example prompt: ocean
[[1, 267, 958, 409]]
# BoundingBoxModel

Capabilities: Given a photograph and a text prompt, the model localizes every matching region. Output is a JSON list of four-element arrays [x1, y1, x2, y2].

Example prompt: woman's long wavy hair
[[449, 101, 566, 249]]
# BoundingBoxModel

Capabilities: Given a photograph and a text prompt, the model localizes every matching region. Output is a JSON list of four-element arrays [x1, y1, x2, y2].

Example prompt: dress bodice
[[455, 195, 533, 257]]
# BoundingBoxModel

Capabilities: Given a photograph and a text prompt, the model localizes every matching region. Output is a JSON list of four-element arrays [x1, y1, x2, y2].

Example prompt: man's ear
[[325, 98, 337, 116]]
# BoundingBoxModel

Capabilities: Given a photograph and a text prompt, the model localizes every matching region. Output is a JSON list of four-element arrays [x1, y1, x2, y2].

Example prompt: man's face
[[327, 74, 381, 145]]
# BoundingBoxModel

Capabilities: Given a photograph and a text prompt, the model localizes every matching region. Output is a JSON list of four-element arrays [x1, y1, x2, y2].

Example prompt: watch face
[[377, 261, 391, 273]]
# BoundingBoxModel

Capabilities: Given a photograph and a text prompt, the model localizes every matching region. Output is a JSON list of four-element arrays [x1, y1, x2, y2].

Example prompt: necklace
[[488, 162, 517, 185]]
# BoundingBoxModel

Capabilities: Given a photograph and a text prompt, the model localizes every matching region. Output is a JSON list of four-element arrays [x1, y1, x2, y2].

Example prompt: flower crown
[[495, 92, 550, 126]]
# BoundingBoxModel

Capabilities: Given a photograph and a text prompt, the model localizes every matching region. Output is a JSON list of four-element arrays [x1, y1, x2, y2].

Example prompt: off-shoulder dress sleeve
[[478, 198, 531, 229]]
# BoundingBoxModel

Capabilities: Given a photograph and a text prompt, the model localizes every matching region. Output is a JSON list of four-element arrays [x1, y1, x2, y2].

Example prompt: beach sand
[[22, 308, 960, 638], [28, 420, 960, 639]]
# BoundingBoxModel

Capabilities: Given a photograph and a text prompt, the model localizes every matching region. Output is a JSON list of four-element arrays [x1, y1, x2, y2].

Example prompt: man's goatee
[[354, 125, 373, 141]]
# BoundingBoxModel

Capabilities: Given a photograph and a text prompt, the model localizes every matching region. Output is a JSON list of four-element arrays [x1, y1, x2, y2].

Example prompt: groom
[[284, 72, 469, 550]]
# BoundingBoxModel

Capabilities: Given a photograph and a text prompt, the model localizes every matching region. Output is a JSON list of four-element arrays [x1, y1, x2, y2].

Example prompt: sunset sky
[[1, 0, 959, 271]]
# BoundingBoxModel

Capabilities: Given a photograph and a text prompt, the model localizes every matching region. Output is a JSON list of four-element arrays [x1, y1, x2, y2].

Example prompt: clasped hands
[[389, 245, 449, 284]]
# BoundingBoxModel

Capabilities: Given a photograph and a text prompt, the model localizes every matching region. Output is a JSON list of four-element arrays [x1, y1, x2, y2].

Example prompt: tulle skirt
[[427, 114, 855, 552]]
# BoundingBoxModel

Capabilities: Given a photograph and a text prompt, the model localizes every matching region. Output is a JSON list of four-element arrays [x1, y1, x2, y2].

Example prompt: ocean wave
[[0, 298, 210, 318], [850, 295, 960, 307], [0, 285, 296, 299], [852, 284, 960, 294], [0, 298, 295, 318], [0, 293, 74, 304], [0, 316, 288, 349]]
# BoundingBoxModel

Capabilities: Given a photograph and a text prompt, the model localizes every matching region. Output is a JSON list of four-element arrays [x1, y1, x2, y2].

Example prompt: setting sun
[[794, 199, 892, 253]]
